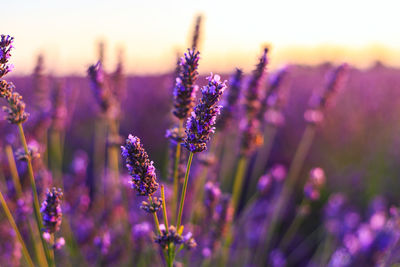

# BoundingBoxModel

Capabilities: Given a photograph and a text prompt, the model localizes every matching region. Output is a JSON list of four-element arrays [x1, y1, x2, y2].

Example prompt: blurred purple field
[[1, 14, 400, 267]]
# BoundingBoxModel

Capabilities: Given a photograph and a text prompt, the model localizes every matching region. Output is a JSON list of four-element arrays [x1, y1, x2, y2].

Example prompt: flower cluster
[[40, 188, 63, 234], [191, 15, 202, 49], [0, 35, 14, 78], [155, 225, 183, 249], [305, 63, 349, 124], [88, 61, 118, 118], [172, 48, 200, 119], [216, 68, 243, 131], [121, 135, 159, 196], [184, 74, 227, 153], [244, 48, 269, 118], [15, 142, 40, 162], [240, 48, 269, 156], [261, 66, 290, 126], [155, 225, 197, 250], [0, 80, 29, 124], [140, 197, 162, 213]]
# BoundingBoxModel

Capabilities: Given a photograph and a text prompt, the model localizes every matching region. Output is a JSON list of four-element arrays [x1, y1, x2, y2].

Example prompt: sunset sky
[[4, 0, 400, 75]]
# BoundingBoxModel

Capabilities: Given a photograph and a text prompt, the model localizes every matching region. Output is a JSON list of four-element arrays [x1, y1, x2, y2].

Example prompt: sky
[[3, 0, 400, 75]]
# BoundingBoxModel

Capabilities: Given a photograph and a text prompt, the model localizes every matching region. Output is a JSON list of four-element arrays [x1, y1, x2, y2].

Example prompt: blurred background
[[1, 1, 400, 266], [4, 0, 400, 75]]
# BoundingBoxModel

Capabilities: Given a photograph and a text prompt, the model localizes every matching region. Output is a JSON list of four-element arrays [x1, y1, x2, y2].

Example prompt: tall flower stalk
[[169, 48, 200, 222], [178, 73, 227, 228], [259, 63, 349, 265], [0, 34, 53, 267]]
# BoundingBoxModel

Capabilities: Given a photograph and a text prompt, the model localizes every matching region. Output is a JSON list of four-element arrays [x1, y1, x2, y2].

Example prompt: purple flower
[[305, 63, 349, 124], [0, 35, 14, 78], [216, 68, 243, 131], [184, 73, 227, 153], [240, 48, 269, 155], [121, 134, 159, 196], [40, 187, 63, 234], [87, 61, 118, 117], [172, 48, 200, 119]]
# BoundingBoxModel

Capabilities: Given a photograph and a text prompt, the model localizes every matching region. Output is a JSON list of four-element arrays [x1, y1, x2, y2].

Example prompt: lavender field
[[1, 10, 400, 267]]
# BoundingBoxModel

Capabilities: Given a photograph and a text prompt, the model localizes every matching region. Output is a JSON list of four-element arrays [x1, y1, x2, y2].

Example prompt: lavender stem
[[0, 189, 35, 267], [5, 145, 46, 266], [18, 123, 54, 267], [176, 151, 194, 230], [258, 124, 317, 265], [172, 119, 183, 224]]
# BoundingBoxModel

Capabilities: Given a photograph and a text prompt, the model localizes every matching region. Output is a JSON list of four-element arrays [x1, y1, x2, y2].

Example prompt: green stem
[[5, 145, 23, 196], [256, 124, 316, 265], [49, 130, 63, 187], [176, 152, 193, 230], [0, 189, 35, 267], [220, 156, 248, 266], [18, 123, 54, 267], [161, 185, 169, 231], [172, 119, 183, 224], [5, 145, 47, 267], [247, 124, 278, 196], [149, 196, 169, 266], [231, 156, 248, 213], [279, 199, 309, 250]]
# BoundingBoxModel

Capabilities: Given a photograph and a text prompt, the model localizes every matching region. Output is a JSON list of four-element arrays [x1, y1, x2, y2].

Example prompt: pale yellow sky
[[3, 0, 400, 75]]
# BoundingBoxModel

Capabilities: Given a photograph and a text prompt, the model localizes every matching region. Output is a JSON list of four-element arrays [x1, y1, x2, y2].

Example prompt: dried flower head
[[172, 48, 200, 119], [140, 197, 162, 213], [40, 187, 63, 234], [121, 134, 159, 196], [184, 74, 227, 153]]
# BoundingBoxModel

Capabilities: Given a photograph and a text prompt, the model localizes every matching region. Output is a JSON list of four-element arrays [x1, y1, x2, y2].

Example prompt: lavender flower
[[0, 35, 14, 78], [172, 48, 200, 119], [261, 66, 290, 126], [240, 48, 269, 155], [121, 134, 159, 196], [15, 141, 40, 161], [32, 54, 50, 111], [40, 187, 63, 234], [305, 63, 349, 124], [88, 61, 117, 118], [140, 197, 162, 213], [244, 48, 269, 118], [50, 79, 67, 131], [216, 68, 243, 131], [204, 181, 221, 211], [183, 232, 197, 250], [155, 225, 183, 249], [191, 15, 202, 49], [184, 74, 227, 153], [0, 81, 29, 124]]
